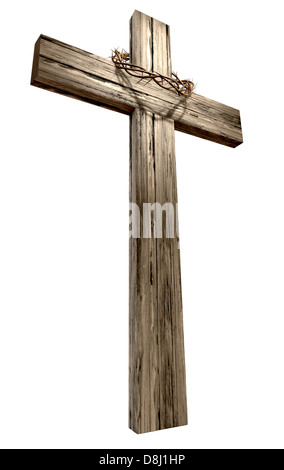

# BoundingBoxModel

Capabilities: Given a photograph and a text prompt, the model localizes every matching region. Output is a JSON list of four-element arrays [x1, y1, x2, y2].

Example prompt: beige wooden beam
[[129, 10, 187, 434], [31, 34, 242, 148]]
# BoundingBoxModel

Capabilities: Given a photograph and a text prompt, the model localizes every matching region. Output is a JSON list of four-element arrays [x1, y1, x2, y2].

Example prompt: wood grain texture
[[129, 11, 187, 434], [31, 32, 242, 148]]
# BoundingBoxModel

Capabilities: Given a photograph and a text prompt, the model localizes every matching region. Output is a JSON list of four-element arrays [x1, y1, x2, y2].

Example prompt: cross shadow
[[114, 67, 189, 122]]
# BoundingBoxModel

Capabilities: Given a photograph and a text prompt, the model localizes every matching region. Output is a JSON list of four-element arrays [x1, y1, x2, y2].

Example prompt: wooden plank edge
[[175, 118, 243, 148], [31, 77, 133, 116], [31, 37, 41, 85]]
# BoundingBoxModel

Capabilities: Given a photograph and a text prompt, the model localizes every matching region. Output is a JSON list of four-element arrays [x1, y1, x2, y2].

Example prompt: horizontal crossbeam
[[31, 35, 242, 148]]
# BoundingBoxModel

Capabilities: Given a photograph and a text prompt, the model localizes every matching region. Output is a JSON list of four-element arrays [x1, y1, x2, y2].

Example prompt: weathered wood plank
[[129, 10, 187, 434], [31, 34, 242, 148]]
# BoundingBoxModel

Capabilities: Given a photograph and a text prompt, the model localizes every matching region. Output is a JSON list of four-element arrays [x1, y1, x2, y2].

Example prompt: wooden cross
[[31, 10, 242, 434]]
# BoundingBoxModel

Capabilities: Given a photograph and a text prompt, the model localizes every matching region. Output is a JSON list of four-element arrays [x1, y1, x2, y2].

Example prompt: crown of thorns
[[112, 49, 195, 98]]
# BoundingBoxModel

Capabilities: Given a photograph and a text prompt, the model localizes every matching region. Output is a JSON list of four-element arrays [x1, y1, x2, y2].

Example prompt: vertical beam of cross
[[129, 11, 187, 433]]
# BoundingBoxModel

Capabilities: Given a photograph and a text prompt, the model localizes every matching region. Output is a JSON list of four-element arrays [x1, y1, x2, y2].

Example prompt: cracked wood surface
[[31, 33, 242, 148], [129, 11, 187, 433]]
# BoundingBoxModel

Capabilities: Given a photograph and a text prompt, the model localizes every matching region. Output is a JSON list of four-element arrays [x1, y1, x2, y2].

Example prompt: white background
[[1, 0, 284, 449]]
